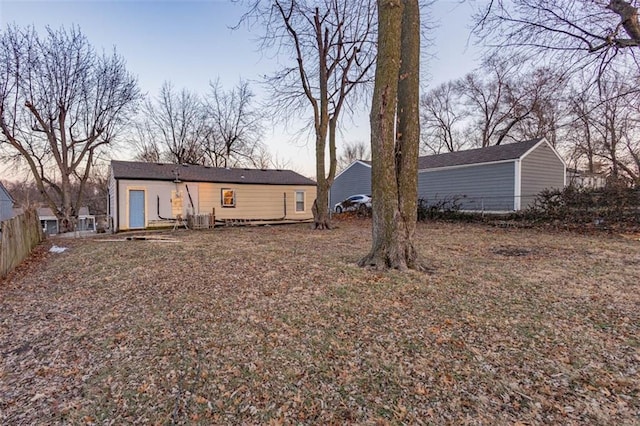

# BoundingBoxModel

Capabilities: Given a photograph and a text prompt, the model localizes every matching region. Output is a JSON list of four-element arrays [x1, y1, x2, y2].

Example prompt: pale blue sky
[[0, 0, 483, 177]]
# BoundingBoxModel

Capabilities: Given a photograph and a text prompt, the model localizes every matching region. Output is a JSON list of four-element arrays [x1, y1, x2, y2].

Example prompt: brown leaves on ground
[[1, 221, 639, 424]]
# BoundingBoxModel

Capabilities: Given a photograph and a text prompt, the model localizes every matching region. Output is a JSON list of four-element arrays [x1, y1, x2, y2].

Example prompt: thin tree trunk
[[313, 180, 331, 229]]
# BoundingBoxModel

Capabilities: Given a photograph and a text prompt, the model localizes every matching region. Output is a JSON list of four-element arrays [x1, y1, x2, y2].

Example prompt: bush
[[525, 185, 640, 226], [417, 196, 473, 221]]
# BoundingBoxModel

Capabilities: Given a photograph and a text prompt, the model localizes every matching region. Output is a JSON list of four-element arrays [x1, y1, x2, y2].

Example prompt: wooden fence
[[187, 213, 215, 230], [0, 209, 44, 278]]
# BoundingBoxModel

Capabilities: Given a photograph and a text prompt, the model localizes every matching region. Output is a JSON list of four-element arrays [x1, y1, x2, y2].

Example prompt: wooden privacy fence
[[1, 209, 44, 278]]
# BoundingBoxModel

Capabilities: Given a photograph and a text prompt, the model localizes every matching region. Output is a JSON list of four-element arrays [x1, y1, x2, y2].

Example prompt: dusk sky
[[0, 0, 483, 178]]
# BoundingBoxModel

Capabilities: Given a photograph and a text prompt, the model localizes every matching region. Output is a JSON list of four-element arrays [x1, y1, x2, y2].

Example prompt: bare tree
[[359, 0, 422, 270], [0, 25, 139, 232], [511, 89, 565, 148], [204, 79, 265, 168], [3, 178, 42, 211], [475, 0, 640, 76], [420, 81, 465, 153], [247, 144, 296, 171], [337, 140, 370, 171], [457, 57, 564, 147], [132, 82, 208, 165], [566, 82, 602, 174], [241, 0, 377, 229], [475, 1, 640, 185], [565, 71, 640, 185], [590, 74, 639, 184]]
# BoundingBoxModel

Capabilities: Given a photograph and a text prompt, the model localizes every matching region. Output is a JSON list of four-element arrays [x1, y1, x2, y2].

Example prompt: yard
[[1, 220, 638, 424]]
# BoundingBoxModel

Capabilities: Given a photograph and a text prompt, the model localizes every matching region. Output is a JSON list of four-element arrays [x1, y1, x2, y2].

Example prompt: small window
[[221, 189, 236, 207], [295, 191, 305, 212]]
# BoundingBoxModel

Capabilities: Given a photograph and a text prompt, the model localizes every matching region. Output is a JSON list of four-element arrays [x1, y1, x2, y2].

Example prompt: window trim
[[221, 188, 236, 208]]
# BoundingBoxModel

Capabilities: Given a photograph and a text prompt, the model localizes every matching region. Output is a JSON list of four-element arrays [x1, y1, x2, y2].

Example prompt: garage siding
[[520, 144, 566, 208], [330, 162, 372, 209], [418, 162, 516, 211]]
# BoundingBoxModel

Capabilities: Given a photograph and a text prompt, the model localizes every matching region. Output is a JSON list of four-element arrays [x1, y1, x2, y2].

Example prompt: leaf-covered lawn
[[1, 220, 638, 424]]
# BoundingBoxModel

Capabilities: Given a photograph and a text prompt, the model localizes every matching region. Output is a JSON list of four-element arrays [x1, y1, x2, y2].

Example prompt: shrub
[[417, 196, 472, 221], [525, 185, 640, 226]]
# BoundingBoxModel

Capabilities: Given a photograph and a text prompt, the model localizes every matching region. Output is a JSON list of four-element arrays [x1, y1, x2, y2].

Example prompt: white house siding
[[330, 161, 372, 209], [418, 162, 516, 211], [198, 183, 316, 221], [115, 180, 203, 230], [114, 179, 316, 230], [108, 172, 118, 231], [520, 143, 566, 209]]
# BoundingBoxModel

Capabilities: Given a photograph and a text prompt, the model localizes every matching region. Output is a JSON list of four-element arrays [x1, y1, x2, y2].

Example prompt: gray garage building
[[330, 138, 566, 213]]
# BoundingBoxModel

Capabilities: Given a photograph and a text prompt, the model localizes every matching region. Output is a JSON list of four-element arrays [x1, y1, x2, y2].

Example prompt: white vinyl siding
[[199, 183, 316, 220]]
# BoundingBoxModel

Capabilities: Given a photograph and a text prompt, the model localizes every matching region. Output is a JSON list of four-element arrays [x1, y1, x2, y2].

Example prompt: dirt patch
[[492, 245, 538, 257]]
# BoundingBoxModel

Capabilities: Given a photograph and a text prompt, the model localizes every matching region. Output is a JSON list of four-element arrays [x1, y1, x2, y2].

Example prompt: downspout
[[157, 196, 173, 220], [185, 184, 196, 213], [283, 192, 287, 218]]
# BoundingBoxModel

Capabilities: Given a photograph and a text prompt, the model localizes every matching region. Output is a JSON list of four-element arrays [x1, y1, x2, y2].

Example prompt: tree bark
[[359, 0, 422, 270], [395, 0, 421, 269]]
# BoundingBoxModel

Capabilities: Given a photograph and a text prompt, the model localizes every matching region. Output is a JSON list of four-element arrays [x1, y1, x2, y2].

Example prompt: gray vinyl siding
[[520, 143, 565, 209], [330, 162, 372, 209], [418, 162, 516, 211], [0, 193, 13, 222]]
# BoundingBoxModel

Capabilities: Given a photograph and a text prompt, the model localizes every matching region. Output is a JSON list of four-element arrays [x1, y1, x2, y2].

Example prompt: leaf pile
[[1, 221, 638, 424]]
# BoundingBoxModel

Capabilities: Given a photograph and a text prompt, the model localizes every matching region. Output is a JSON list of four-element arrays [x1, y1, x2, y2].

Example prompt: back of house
[[108, 161, 317, 231]]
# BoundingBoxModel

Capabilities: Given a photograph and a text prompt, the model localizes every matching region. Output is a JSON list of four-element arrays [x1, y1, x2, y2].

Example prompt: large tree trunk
[[359, 0, 423, 270], [395, 0, 421, 269], [358, 0, 406, 269]]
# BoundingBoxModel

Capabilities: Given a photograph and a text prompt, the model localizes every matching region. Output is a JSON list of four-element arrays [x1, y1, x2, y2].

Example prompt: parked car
[[334, 194, 372, 213]]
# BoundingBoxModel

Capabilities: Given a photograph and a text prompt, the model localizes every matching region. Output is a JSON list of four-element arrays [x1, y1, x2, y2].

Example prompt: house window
[[295, 191, 305, 212], [221, 189, 236, 207]]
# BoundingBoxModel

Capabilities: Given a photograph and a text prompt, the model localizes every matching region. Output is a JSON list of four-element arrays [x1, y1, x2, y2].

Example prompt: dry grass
[[1, 220, 639, 425]]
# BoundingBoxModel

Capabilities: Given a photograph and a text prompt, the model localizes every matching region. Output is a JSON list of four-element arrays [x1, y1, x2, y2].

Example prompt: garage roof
[[418, 139, 543, 170]]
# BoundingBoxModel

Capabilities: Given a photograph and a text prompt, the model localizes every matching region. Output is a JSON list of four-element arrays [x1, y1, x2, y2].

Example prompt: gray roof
[[111, 160, 317, 186], [418, 139, 543, 170], [38, 206, 92, 218]]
